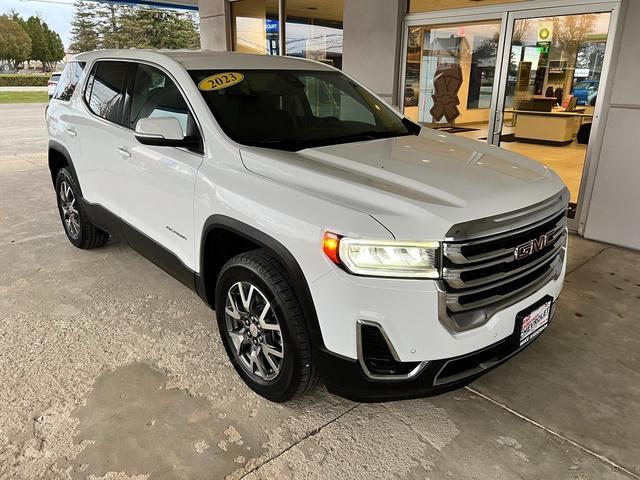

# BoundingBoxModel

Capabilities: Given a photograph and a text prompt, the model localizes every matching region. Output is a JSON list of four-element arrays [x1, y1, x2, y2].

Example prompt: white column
[[198, 0, 231, 51], [582, 0, 640, 249], [342, 0, 405, 107]]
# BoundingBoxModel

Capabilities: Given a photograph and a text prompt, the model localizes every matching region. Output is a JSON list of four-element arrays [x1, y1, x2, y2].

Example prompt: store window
[[231, 0, 343, 68], [231, 0, 279, 55], [403, 20, 502, 133], [286, 0, 343, 68], [408, 0, 529, 14]]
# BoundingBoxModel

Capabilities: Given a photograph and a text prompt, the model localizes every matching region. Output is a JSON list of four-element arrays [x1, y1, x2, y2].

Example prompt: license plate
[[519, 300, 552, 346]]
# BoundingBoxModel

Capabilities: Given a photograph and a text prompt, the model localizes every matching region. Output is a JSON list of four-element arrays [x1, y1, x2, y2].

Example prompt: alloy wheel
[[59, 180, 80, 238], [224, 281, 285, 381]]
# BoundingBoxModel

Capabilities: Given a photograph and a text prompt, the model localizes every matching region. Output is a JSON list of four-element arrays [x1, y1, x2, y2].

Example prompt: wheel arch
[[198, 215, 325, 349], [48, 140, 83, 196]]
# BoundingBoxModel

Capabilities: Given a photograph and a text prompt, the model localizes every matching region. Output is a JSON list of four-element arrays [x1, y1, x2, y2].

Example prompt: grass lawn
[[0, 91, 49, 104]]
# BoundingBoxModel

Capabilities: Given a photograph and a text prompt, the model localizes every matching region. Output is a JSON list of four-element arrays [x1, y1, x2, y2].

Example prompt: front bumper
[[318, 298, 556, 402]]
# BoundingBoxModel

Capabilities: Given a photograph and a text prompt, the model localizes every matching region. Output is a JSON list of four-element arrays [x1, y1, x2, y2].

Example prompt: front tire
[[215, 249, 319, 402], [55, 167, 109, 249]]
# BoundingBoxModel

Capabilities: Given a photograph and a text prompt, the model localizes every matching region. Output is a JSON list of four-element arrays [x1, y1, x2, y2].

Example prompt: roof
[[72, 49, 335, 71]]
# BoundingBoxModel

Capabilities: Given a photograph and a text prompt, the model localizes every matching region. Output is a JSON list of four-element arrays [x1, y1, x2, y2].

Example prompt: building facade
[[165, 0, 639, 250]]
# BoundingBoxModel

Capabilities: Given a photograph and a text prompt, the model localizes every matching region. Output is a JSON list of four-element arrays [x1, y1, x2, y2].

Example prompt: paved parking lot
[[1, 103, 639, 480]]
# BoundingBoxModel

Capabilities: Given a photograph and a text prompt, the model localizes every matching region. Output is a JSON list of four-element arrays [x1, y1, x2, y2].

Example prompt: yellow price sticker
[[198, 72, 244, 91]]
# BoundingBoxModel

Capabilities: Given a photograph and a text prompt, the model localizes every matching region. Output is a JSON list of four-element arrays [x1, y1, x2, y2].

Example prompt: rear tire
[[215, 249, 319, 402], [55, 167, 109, 249]]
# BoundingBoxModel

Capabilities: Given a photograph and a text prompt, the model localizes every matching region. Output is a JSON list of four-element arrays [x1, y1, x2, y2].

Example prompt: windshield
[[189, 69, 414, 151]]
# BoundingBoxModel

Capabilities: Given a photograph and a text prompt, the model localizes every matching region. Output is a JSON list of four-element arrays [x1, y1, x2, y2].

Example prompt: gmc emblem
[[514, 230, 554, 260]]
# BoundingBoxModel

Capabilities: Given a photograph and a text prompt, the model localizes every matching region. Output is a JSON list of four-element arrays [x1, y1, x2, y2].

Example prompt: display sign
[[537, 23, 553, 42], [265, 19, 278, 32], [198, 72, 245, 91]]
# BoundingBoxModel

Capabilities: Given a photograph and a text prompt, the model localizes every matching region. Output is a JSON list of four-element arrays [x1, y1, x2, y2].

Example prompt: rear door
[[117, 62, 204, 271], [75, 60, 133, 217]]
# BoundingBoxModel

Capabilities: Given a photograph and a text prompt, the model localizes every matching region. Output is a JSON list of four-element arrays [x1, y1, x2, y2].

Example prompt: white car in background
[[48, 72, 62, 99], [46, 50, 568, 402]]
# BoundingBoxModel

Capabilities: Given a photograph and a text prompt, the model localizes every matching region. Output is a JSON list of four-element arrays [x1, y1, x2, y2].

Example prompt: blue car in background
[[571, 80, 599, 105]]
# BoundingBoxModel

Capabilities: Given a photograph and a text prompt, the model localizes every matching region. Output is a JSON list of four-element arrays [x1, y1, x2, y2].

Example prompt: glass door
[[491, 7, 614, 228], [402, 18, 503, 141]]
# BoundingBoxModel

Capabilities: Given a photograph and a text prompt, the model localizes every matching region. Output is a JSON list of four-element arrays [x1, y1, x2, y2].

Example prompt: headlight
[[323, 232, 440, 278]]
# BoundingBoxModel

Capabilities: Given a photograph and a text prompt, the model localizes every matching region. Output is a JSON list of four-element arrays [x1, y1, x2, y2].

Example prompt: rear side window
[[84, 61, 129, 125], [129, 63, 190, 136], [52, 62, 85, 101]]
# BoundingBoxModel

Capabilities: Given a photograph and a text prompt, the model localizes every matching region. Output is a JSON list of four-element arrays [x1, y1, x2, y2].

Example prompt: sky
[[1, 0, 75, 48]]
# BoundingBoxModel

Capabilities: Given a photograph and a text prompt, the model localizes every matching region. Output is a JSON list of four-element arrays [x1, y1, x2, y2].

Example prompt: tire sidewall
[[215, 262, 301, 401], [55, 168, 84, 248]]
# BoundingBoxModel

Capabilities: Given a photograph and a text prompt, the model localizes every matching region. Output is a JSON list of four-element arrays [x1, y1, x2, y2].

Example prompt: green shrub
[[0, 74, 51, 87]]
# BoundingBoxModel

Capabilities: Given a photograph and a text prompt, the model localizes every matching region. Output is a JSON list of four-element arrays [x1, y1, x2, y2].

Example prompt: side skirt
[[80, 199, 198, 293]]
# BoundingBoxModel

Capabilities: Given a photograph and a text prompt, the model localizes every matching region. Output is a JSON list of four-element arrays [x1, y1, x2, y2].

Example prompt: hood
[[240, 128, 567, 239]]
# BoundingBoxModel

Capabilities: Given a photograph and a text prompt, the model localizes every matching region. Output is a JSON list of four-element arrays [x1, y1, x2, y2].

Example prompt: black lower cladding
[[80, 199, 197, 291], [319, 296, 555, 402]]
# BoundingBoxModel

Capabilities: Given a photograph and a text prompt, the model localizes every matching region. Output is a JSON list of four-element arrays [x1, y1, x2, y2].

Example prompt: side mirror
[[134, 117, 200, 149]]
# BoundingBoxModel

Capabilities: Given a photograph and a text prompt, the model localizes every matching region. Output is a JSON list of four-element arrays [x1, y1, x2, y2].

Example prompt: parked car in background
[[48, 72, 62, 99], [571, 79, 599, 105]]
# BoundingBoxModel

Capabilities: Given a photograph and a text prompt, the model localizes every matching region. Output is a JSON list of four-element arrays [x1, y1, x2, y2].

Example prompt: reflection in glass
[[231, 0, 279, 55], [499, 12, 611, 212], [403, 21, 501, 133], [231, 0, 343, 68], [503, 14, 611, 110]]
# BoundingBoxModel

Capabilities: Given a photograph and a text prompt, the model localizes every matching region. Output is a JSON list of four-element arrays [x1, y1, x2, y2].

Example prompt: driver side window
[[129, 63, 193, 139]]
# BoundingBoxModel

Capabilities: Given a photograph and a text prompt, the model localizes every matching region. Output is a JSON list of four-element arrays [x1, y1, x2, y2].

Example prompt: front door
[[118, 62, 204, 271]]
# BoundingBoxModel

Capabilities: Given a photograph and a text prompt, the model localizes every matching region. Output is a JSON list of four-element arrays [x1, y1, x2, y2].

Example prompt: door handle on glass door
[[116, 147, 131, 158], [493, 111, 503, 135]]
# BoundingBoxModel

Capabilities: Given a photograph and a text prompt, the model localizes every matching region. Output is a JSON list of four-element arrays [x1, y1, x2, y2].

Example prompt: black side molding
[[80, 199, 197, 292]]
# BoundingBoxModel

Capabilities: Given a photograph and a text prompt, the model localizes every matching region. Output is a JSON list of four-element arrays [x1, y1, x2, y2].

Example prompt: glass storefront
[[231, 0, 279, 55], [402, 5, 614, 225], [408, 0, 529, 14], [230, 0, 343, 68], [496, 12, 611, 214], [403, 20, 502, 135]]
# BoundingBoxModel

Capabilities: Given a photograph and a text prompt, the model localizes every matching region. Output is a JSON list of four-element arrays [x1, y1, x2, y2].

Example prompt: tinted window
[[85, 61, 129, 125], [189, 69, 411, 151], [52, 62, 85, 101], [129, 63, 190, 136]]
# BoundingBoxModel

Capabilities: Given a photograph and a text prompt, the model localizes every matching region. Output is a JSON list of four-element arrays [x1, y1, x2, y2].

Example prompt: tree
[[96, 3, 125, 49], [70, 0, 100, 53], [23, 16, 49, 69], [552, 14, 597, 98], [0, 15, 31, 70], [117, 8, 199, 49], [69, 1, 200, 52], [45, 27, 65, 71]]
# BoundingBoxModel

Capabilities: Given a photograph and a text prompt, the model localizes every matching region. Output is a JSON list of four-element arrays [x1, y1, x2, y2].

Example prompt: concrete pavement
[[1, 104, 639, 479]]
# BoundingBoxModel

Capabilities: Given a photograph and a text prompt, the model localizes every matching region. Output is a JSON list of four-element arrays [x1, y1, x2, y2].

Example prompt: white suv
[[46, 50, 568, 402]]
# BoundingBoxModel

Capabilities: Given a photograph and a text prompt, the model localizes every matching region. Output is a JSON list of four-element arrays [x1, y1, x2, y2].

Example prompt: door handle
[[116, 147, 131, 158], [65, 128, 77, 137], [492, 110, 503, 136]]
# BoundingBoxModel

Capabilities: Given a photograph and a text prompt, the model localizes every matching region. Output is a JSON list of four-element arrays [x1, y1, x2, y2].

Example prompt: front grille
[[438, 189, 569, 332]]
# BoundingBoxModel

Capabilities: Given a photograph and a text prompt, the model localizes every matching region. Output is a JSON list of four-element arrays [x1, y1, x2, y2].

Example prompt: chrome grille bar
[[445, 252, 563, 312], [437, 189, 569, 333], [444, 212, 567, 265], [443, 229, 567, 289]]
